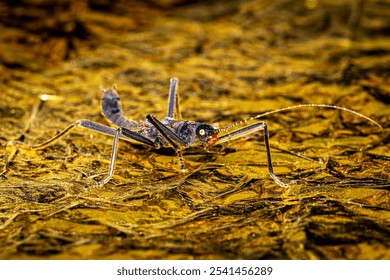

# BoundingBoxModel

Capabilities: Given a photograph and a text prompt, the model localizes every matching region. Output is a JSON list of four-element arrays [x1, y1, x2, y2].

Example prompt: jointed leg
[[9, 119, 156, 150], [88, 127, 121, 188], [87, 126, 158, 188], [146, 114, 187, 171], [261, 123, 289, 188], [9, 119, 118, 150], [8, 119, 156, 188], [215, 122, 289, 188], [166, 77, 182, 120]]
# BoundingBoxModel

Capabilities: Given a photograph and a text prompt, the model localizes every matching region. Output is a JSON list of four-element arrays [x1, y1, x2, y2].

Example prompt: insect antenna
[[219, 104, 383, 132]]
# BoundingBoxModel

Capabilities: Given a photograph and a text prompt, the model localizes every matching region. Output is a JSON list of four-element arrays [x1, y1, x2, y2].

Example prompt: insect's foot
[[277, 178, 298, 188], [278, 181, 290, 188], [269, 173, 291, 188], [84, 170, 114, 190], [84, 175, 111, 190], [84, 182, 103, 190]]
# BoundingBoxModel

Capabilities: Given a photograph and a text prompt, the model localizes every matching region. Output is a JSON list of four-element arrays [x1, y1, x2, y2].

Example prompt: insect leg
[[88, 127, 122, 188], [9, 120, 118, 150], [8, 119, 158, 187], [215, 122, 289, 188], [166, 77, 182, 120], [146, 114, 188, 171], [88, 126, 158, 188], [9, 119, 157, 150]]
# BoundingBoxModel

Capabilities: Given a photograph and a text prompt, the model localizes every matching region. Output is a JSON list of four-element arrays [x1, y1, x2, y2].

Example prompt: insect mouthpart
[[207, 133, 219, 146]]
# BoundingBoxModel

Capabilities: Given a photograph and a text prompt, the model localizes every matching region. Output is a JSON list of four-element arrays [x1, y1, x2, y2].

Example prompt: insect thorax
[[161, 118, 216, 147]]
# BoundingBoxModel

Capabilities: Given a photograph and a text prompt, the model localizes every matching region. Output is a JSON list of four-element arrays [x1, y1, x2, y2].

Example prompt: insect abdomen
[[101, 87, 140, 129]]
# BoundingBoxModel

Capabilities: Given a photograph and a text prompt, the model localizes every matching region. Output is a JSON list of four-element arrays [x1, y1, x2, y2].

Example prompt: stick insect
[[9, 78, 382, 188]]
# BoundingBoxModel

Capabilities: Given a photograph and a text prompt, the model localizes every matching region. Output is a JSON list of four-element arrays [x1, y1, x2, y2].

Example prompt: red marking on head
[[207, 134, 218, 146]]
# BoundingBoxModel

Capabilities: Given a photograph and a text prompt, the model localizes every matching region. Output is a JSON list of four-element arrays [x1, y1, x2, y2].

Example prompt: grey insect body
[[10, 78, 382, 189]]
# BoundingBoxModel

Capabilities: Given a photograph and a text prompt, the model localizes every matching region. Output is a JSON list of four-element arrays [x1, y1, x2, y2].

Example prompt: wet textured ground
[[0, 0, 389, 259]]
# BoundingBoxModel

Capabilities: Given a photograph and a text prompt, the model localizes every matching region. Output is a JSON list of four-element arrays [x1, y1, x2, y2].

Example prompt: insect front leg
[[215, 122, 289, 188]]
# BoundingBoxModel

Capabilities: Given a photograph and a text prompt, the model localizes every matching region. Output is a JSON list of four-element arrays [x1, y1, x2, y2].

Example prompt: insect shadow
[[8, 78, 382, 189]]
